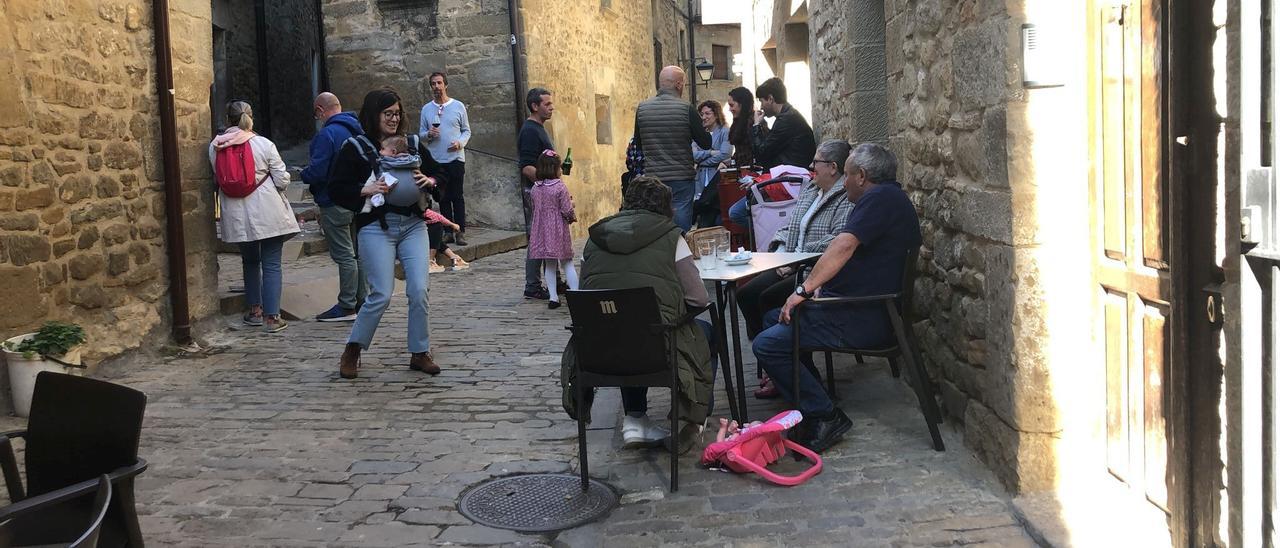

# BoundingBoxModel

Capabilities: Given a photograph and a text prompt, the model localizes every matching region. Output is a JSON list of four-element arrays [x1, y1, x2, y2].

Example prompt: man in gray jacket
[[634, 66, 713, 231]]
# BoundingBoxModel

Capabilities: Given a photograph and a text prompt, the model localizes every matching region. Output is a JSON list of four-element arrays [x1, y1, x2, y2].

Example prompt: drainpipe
[[253, 0, 271, 137], [686, 0, 698, 105], [152, 0, 192, 344], [507, 0, 526, 130]]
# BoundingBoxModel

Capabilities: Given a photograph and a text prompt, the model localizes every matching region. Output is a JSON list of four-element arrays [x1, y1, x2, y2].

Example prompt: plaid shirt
[[771, 180, 857, 253], [625, 137, 645, 175]]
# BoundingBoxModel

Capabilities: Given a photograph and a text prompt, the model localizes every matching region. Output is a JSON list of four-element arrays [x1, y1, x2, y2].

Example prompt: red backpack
[[214, 141, 269, 198]]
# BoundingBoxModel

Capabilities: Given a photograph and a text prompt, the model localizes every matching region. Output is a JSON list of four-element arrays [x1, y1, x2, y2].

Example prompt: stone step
[[217, 227, 527, 320]]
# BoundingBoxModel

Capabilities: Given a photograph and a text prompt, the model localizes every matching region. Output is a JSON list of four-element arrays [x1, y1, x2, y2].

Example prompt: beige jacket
[[208, 135, 300, 244]]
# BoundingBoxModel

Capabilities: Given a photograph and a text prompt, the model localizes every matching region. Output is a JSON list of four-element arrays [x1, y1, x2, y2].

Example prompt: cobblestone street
[[77, 247, 1037, 547]]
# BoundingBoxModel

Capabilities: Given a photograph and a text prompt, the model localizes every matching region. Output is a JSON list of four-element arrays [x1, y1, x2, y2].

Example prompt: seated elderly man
[[750, 143, 921, 453], [561, 176, 716, 454]]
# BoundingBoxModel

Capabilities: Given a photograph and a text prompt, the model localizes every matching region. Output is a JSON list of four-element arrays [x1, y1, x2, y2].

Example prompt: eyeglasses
[[381, 110, 403, 120], [808, 160, 837, 170]]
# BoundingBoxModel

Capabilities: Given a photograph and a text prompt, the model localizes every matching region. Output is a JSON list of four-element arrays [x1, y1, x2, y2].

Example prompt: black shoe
[[548, 300, 561, 310], [453, 232, 468, 246], [524, 288, 550, 300], [556, 279, 569, 295], [795, 409, 852, 454], [443, 232, 455, 244]]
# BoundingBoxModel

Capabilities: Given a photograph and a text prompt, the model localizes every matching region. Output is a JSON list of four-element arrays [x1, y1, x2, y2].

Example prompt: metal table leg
[[725, 283, 749, 423], [711, 281, 741, 424]]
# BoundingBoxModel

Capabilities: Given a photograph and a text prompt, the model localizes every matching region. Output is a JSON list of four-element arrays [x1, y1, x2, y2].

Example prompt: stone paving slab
[[2, 244, 1039, 546]]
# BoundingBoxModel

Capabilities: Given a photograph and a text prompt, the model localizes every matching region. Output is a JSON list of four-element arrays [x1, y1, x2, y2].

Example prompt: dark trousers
[[522, 186, 543, 293], [736, 268, 797, 339], [622, 319, 718, 417], [439, 160, 466, 232], [426, 223, 450, 254]]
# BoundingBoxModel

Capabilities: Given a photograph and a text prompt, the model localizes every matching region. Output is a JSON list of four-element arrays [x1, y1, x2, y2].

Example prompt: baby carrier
[[700, 410, 823, 486], [346, 134, 432, 228]]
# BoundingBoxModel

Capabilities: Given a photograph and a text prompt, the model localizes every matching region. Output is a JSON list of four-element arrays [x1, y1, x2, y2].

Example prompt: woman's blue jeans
[[238, 235, 287, 316], [348, 213, 431, 353]]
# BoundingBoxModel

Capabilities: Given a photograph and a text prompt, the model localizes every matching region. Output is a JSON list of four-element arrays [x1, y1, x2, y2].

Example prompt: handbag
[[700, 410, 823, 486]]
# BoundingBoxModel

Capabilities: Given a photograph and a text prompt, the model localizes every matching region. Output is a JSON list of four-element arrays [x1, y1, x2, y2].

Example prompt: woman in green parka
[[561, 176, 716, 454]]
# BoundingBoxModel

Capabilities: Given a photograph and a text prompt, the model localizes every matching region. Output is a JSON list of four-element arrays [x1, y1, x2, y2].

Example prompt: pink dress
[[528, 179, 575, 260]]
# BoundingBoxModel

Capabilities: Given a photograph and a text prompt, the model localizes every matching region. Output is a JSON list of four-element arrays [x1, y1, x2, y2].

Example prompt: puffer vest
[[636, 92, 697, 184]]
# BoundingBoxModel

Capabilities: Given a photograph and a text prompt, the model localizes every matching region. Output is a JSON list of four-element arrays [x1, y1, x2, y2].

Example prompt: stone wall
[[809, 0, 888, 143], [322, 0, 524, 230], [520, 0, 657, 237], [807, 0, 1092, 493], [0, 0, 220, 361], [693, 24, 743, 113]]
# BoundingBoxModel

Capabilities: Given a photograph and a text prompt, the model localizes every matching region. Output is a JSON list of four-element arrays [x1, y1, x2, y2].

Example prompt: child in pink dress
[[422, 209, 469, 272], [528, 150, 578, 309]]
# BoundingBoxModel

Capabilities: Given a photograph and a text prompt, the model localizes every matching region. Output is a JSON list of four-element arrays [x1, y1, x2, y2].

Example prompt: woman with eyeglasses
[[326, 88, 447, 379], [735, 139, 857, 398]]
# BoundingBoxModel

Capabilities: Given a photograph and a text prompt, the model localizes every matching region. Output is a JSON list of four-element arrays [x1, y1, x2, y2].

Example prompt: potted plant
[[2, 321, 87, 417]]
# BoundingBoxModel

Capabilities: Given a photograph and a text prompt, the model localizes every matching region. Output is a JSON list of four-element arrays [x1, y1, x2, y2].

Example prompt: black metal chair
[[0, 372, 148, 547], [566, 287, 708, 493], [791, 248, 946, 451], [0, 473, 113, 548]]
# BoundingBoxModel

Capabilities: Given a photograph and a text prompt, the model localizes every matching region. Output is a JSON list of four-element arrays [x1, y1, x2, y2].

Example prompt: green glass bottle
[[561, 147, 574, 176]]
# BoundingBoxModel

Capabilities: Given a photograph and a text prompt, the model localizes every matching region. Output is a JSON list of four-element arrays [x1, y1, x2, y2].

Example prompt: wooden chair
[[791, 248, 946, 451], [566, 288, 709, 492], [0, 372, 148, 546]]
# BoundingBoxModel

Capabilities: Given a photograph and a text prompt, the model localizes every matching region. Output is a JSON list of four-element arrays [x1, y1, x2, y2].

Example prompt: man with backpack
[[302, 92, 366, 322]]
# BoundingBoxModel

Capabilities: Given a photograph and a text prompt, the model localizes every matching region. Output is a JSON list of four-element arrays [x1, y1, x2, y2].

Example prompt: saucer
[[723, 257, 752, 266]]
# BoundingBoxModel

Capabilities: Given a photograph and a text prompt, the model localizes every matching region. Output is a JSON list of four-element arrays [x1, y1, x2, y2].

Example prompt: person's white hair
[[849, 143, 897, 183]]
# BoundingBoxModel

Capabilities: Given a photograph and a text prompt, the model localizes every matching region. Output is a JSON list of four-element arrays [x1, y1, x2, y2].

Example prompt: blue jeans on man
[[751, 305, 892, 417], [728, 196, 750, 229], [348, 213, 431, 353], [667, 179, 695, 232]]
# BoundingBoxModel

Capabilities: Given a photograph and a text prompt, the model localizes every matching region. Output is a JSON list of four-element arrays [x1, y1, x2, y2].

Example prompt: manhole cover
[[457, 474, 618, 532]]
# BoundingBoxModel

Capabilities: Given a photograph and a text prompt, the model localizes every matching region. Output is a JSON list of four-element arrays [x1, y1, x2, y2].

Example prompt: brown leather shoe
[[410, 352, 440, 375], [339, 343, 361, 379]]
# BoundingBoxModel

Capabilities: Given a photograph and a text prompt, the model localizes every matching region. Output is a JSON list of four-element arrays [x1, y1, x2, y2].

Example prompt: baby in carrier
[[361, 135, 423, 213]]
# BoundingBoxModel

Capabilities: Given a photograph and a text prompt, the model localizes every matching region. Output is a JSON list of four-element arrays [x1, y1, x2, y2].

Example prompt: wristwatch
[[794, 285, 814, 299]]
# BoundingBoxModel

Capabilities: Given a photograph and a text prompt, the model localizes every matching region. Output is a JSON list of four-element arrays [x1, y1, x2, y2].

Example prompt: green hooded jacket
[[560, 209, 713, 424]]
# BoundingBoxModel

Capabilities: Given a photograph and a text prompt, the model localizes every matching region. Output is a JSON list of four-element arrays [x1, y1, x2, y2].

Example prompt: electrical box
[[1021, 24, 1065, 89], [1245, 167, 1275, 248]]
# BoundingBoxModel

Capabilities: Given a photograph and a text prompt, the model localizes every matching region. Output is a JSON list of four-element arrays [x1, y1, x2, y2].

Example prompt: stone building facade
[[0, 0, 220, 360], [322, 0, 524, 229], [803, 0, 1096, 498]]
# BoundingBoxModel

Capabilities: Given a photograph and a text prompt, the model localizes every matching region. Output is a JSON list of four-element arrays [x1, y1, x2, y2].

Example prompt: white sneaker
[[621, 415, 671, 448]]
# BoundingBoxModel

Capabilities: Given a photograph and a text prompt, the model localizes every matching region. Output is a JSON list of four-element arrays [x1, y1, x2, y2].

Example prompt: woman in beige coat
[[209, 101, 299, 332]]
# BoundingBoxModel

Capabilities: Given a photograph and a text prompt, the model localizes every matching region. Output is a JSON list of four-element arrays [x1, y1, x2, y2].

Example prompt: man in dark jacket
[[303, 92, 366, 322], [751, 77, 817, 170], [634, 66, 712, 231]]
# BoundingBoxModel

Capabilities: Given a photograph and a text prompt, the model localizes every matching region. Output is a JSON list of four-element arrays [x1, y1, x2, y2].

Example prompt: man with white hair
[[633, 65, 713, 231], [750, 143, 921, 454]]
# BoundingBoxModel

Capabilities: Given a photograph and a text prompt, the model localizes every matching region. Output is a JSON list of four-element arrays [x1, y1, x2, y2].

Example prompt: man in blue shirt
[[302, 92, 365, 322], [750, 143, 922, 453], [419, 72, 472, 246]]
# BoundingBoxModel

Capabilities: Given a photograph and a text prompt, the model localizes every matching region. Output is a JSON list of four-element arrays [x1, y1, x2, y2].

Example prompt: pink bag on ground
[[700, 410, 823, 486]]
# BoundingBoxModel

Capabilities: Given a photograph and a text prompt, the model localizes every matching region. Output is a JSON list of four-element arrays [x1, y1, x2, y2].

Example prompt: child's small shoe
[[451, 257, 470, 270], [548, 300, 561, 310], [429, 261, 445, 274]]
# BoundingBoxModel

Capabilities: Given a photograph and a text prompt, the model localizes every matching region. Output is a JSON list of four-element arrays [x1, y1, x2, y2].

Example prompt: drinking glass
[[716, 238, 731, 264], [697, 240, 714, 264]]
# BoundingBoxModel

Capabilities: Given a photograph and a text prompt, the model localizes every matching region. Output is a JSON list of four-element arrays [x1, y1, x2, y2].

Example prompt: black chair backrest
[[566, 288, 669, 377], [69, 474, 112, 548], [898, 247, 921, 324], [25, 372, 146, 496]]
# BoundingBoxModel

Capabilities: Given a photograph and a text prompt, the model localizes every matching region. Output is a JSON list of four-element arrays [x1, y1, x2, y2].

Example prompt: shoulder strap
[[347, 135, 381, 173], [406, 134, 420, 153]]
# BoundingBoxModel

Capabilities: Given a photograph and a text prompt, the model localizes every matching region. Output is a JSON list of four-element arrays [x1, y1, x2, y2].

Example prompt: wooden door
[[1094, 0, 1176, 525]]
